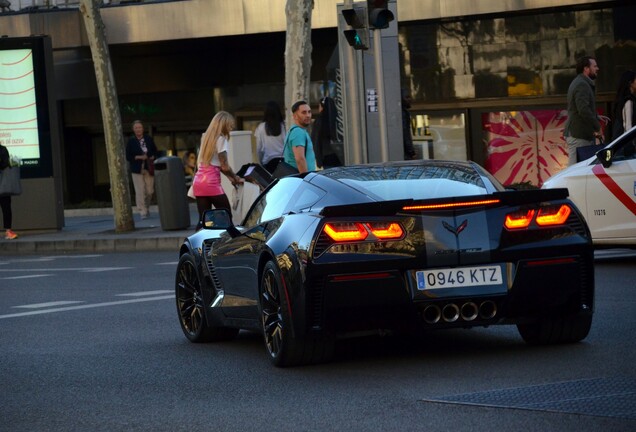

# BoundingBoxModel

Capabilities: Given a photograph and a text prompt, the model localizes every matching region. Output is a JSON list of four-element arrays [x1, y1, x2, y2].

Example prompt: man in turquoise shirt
[[284, 100, 317, 173]]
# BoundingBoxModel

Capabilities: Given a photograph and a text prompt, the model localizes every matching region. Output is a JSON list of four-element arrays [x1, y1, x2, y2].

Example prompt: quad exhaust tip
[[422, 305, 441, 324], [422, 300, 498, 324], [442, 303, 460, 323], [479, 300, 497, 319]]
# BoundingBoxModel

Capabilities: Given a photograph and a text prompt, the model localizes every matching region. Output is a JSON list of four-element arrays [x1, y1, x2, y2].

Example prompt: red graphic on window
[[483, 110, 569, 187]]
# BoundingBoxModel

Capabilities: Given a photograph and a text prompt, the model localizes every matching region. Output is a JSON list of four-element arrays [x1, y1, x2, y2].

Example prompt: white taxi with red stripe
[[543, 126, 636, 247]]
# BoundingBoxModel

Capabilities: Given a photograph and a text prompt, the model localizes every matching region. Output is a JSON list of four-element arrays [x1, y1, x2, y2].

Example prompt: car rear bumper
[[304, 254, 594, 335]]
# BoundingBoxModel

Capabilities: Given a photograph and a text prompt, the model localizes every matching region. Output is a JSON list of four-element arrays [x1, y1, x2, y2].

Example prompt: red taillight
[[504, 209, 535, 229], [323, 222, 404, 242], [504, 204, 572, 230], [536, 204, 571, 226], [366, 222, 403, 240], [324, 223, 368, 242]]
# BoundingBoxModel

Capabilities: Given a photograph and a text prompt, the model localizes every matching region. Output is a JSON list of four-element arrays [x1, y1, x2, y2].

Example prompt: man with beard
[[564, 56, 605, 166]]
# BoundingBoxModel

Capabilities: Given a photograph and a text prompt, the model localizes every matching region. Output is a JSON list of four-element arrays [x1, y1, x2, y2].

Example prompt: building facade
[[1, 0, 634, 203]]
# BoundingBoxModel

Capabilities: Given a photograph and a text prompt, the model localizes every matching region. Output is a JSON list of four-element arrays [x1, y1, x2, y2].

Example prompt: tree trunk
[[79, 0, 134, 232], [284, 0, 314, 128]]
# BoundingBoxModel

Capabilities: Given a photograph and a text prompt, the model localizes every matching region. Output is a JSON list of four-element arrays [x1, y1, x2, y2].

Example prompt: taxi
[[542, 126, 636, 247]]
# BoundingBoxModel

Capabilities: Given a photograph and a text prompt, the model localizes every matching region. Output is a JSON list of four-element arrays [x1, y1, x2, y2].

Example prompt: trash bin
[[153, 156, 191, 230]]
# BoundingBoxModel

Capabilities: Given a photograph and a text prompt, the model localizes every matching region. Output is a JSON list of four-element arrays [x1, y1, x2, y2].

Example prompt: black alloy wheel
[[259, 260, 335, 367], [260, 261, 285, 362], [175, 253, 238, 342]]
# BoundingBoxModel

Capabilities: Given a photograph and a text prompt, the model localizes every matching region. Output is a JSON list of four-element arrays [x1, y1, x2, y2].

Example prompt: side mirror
[[596, 148, 612, 168], [201, 209, 232, 229], [201, 209, 241, 238]]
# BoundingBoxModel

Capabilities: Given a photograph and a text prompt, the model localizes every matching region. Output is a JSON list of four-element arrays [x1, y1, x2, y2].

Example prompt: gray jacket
[[564, 74, 601, 140]]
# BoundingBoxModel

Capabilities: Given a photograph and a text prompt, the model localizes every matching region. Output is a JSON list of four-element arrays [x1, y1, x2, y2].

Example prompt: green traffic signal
[[342, 5, 369, 50]]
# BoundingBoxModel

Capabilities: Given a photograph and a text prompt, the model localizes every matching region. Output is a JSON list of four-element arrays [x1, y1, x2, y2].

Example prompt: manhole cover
[[423, 377, 636, 419]]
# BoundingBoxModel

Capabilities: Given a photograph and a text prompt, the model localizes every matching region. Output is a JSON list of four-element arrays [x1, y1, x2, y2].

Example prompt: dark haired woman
[[254, 101, 286, 173], [611, 70, 636, 140]]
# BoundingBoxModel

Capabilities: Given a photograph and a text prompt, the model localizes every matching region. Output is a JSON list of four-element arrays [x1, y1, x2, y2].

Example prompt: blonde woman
[[192, 111, 243, 222]]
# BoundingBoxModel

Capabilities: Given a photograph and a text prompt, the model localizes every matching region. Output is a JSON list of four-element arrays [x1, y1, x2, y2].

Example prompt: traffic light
[[342, 4, 369, 50], [367, 0, 394, 29]]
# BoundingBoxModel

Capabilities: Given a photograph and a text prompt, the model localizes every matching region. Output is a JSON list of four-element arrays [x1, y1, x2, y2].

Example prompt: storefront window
[[398, 8, 622, 103], [410, 110, 468, 161]]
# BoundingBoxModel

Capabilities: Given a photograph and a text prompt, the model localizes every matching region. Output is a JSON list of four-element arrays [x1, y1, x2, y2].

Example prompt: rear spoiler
[[319, 188, 570, 217], [493, 188, 569, 205]]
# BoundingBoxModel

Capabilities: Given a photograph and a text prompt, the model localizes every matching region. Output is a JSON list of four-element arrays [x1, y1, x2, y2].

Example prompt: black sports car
[[175, 160, 594, 367]]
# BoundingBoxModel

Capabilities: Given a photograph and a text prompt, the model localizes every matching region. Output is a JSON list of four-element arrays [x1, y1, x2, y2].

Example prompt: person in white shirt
[[611, 70, 636, 140], [254, 101, 286, 173]]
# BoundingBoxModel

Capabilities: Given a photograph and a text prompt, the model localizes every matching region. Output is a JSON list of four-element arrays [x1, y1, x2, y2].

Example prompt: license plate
[[416, 265, 503, 290]]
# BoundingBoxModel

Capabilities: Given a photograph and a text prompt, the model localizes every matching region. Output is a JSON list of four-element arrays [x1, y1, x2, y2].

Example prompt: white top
[[623, 99, 634, 131], [254, 122, 285, 165], [201, 135, 228, 167]]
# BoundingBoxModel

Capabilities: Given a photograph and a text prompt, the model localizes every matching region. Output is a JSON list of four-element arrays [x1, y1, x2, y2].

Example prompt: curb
[[0, 236, 186, 255], [0, 204, 196, 255]]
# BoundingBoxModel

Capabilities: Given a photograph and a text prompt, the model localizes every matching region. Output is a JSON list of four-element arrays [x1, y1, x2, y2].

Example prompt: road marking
[[0, 267, 133, 273], [80, 267, 133, 273], [155, 262, 178, 266], [0, 255, 103, 264], [13, 301, 84, 309], [0, 295, 175, 319], [117, 290, 173, 297], [2, 274, 54, 280]]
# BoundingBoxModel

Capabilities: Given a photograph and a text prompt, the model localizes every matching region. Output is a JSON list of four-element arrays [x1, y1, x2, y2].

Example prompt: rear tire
[[259, 260, 334, 367], [175, 253, 239, 343], [517, 312, 592, 345]]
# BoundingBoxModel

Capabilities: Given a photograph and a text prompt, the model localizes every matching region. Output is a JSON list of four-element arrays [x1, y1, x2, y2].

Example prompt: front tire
[[175, 253, 238, 343], [517, 312, 592, 345], [260, 260, 334, 367]]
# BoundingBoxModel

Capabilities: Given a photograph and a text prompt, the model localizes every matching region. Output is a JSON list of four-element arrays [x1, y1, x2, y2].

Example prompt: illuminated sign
[[0, 36, 58, 178], [0, 49, 41, 162]]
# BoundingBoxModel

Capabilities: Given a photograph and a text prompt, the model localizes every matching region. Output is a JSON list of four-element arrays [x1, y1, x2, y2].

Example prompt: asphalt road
[[1, 251, 635, 432]]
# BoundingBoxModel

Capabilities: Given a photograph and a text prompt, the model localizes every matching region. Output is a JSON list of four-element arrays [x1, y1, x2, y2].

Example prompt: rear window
[[322, 163, 490, 200]]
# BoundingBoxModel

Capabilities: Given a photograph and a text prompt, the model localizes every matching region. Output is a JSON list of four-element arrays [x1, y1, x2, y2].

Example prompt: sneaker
[[5, 229, 18, 240]]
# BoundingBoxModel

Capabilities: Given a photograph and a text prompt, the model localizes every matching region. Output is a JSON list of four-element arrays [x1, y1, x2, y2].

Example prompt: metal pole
[[342, 0, 364, 165], [373, 28, 389, 162]]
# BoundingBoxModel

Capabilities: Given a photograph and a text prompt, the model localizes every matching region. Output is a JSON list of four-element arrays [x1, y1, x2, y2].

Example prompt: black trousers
[[196, 194, 232, 224], [0, 195, 12, 229]]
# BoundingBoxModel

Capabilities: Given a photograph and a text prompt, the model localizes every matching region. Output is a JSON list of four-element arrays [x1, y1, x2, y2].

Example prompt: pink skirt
[[192, 165, 224, 196]]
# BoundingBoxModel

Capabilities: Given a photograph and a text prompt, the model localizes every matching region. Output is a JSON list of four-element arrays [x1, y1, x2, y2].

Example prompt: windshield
[[322, 163, 490, 200]]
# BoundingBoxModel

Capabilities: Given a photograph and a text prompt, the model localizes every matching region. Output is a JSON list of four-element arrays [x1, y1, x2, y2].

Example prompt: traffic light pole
[[341, 0, 366, 164], [372, 28, 389, 162]]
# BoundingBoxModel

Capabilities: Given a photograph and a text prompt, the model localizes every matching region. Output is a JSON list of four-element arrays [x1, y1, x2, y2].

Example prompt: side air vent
[[566, 212, 588, 237], [312, 232, 332, 257], [309, 277, 326, 330], [203, 242, 223, 291]]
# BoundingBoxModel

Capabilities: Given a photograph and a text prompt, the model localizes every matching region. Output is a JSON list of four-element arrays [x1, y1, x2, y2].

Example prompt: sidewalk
[[0, 203, 200, 255]]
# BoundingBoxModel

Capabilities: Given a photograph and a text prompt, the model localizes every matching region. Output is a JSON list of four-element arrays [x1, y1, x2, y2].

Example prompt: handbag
[[576, 138, 603, 162], [0, 166, 22, 196], [271, 160, 299, 179], [146, 158, 155, 176]]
